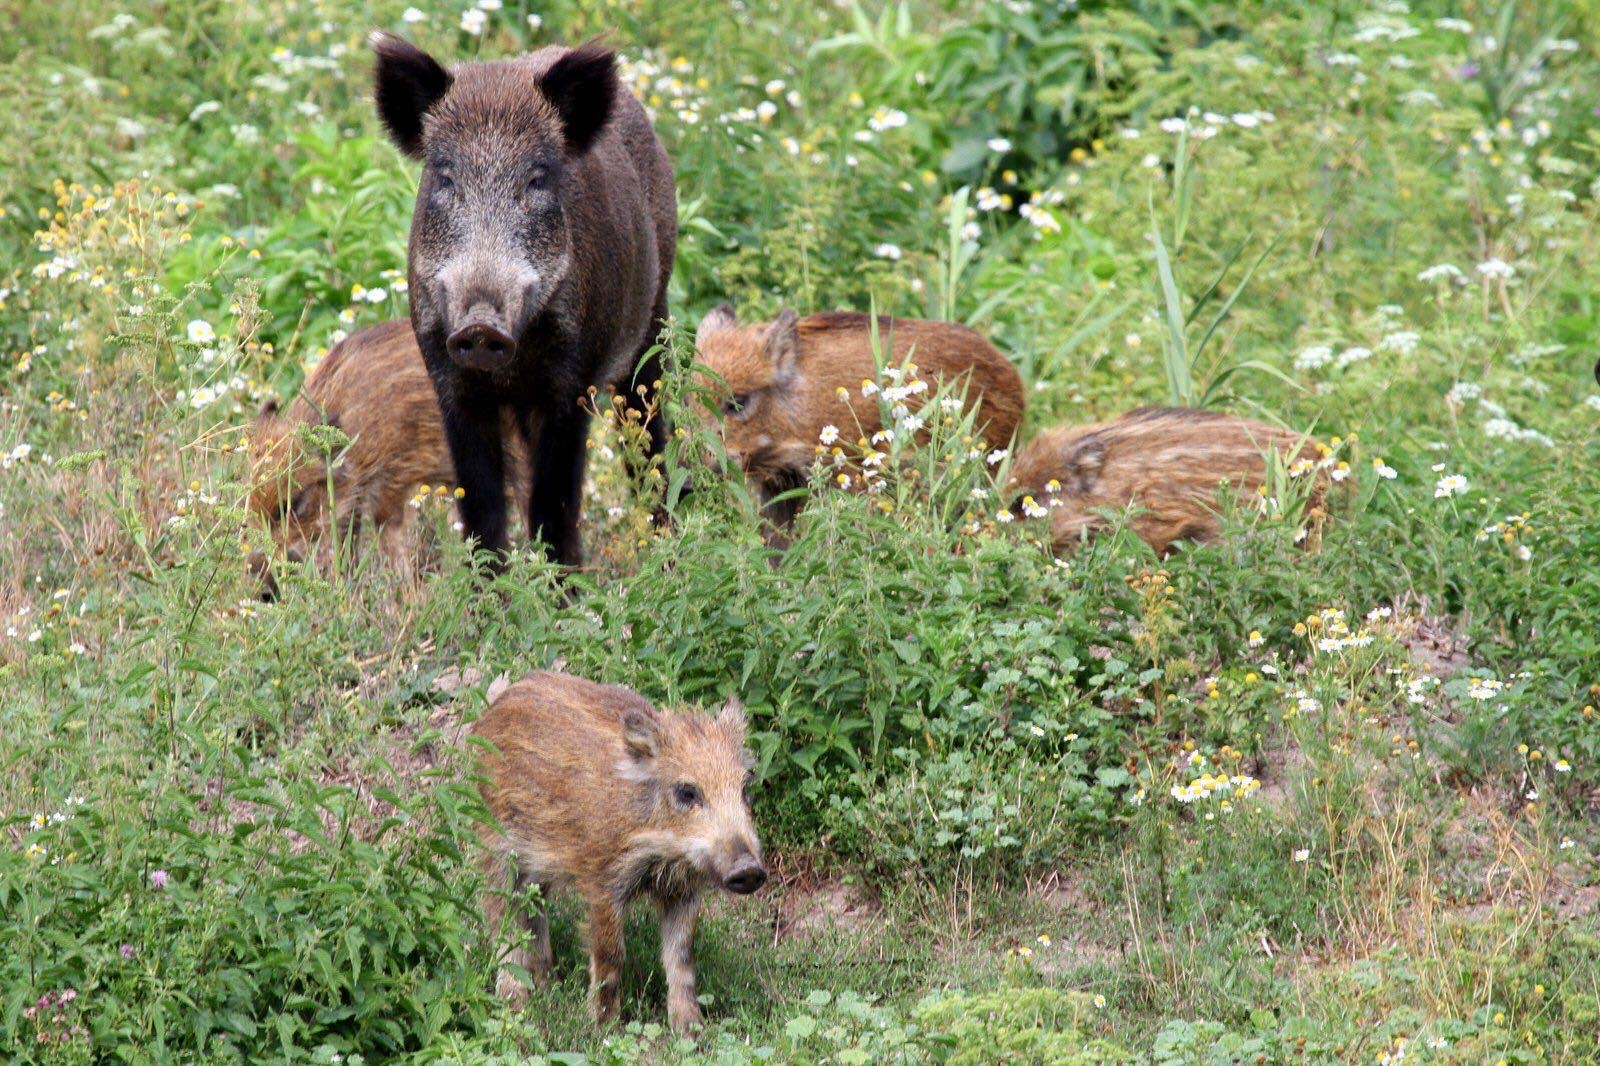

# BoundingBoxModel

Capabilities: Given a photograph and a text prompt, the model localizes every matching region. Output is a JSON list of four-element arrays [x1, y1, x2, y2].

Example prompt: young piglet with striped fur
[[472, 671, 765, 1032], [1007, 406, 1325, 556]]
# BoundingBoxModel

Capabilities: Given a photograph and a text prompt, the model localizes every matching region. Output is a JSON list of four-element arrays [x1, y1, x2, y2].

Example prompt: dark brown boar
[[1006, 406, 1324, 556], [370, 34, 676, 568], [473, 671, 765, 1033], [247, 320, 524, 593], [693, 308, 1024, 523]]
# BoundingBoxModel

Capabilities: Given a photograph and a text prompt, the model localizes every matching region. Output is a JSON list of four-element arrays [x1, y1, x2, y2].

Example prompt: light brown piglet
[[693, 308, 1025, 524], [472, 671, 765, 1032], [1007, 406, 1324, 556], [247, 319, 523, 593]]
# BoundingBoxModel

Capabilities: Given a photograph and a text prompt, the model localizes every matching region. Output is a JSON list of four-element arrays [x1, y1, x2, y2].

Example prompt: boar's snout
[[722, 855, 768, 895], [448, 316, 516, 371]]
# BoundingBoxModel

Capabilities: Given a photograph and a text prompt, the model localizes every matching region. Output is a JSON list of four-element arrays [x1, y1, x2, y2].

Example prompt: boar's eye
[[670, 782, 703, 810], [524, 167, 549, 195], [432, 170, 456, 195]]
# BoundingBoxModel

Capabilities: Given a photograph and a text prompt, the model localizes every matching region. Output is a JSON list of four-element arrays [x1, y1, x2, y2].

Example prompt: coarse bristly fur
[[246, 321, 525, 596], [370, 34, 677, 570], [693, 307, 1025, 524], [472, 671, 765, 1033], [1006, 406, 1326, 556]]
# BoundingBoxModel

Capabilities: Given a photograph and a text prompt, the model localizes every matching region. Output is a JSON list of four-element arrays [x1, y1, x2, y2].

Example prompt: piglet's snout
[[722, 855, 768, 895]]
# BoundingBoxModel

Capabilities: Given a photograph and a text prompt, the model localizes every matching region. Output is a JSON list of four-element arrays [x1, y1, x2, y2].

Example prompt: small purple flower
[[148, 869, 168, 890], [1454, 63, 1480, 79], [119, 944, 135, 960]]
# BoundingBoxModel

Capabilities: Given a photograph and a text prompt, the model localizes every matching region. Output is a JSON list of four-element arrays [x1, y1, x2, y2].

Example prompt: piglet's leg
[[480, 851, 530, 1004], [659, 892, 703, 1033], [525, 879, 553, 984], [584, 890, 626, 1026]]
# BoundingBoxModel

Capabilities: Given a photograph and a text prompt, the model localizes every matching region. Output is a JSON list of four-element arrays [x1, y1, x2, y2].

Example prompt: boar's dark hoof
[[448, 323, 516, 371]]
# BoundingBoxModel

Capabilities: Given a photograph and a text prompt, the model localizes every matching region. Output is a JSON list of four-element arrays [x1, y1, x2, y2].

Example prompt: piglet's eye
[[721, 393, 752, 417], [671, 782, 703, 809]]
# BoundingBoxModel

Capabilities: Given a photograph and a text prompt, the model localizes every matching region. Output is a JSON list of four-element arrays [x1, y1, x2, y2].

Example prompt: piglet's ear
[[765, 309, 800, 384], [540, 43, 617, 156], [371, 31, 452, 158], [258, 397, 280, 418], [695, 304, 737, 349], [715, 695, 747, 736], [621, 707, 659, 759]]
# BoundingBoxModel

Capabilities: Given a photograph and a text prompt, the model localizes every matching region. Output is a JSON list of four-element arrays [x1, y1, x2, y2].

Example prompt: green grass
[[3, 0, 1599, 1062]]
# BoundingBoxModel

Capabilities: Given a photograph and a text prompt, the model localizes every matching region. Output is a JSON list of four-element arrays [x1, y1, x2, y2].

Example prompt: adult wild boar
[[370, 33, 676, 567], [474, 671, 765, 1032], [693, 307, 1024, 524], [1007, 406, 1324, 556], [247, 320, 525, 595]]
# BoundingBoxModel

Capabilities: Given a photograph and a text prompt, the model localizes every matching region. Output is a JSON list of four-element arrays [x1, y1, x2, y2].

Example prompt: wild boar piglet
[[473, 671, 765, 1032], [1007, 406, 1324, 556], [693, 307, 1024, 525], [247, 320, 520, 595]]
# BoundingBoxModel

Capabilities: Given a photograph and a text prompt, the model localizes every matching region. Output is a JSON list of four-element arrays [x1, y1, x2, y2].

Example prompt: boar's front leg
[[658, 890, 704, 1033], [527, 405, 592, 568], [439, 398, 510, 557], [583, 888, 626, 1026]]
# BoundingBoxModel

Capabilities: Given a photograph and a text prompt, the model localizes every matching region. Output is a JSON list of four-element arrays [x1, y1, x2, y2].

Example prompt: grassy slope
[[2, 0, 1598, 1062]]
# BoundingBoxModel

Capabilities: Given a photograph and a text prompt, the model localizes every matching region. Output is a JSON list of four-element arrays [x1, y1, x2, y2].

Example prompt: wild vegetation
[[2, 1, 1598, 1062]]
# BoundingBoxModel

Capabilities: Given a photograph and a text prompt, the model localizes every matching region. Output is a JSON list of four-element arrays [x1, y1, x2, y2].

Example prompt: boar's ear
[[621, 707, 660, 760], [765, 309, 800, 384], [715, 695, 747, 735], [371, 32, 452, 159], [540, 43, 617, 156], [695, 304, 737, 349]]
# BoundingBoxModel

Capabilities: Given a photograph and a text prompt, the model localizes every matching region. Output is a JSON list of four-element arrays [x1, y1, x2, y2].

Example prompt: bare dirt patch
[[758, 855, 884, 944], [1394, 593, 1473, 680], [1027, 869, 1124, 971]]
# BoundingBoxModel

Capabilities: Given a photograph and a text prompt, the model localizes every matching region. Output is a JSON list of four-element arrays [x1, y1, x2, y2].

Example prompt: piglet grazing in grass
[[693, 308, 1024, 527], [246, 319, 525, 597], [472, 671, 765, 1032], [1007, 405, 1325, 556]]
